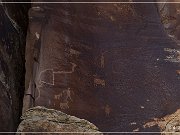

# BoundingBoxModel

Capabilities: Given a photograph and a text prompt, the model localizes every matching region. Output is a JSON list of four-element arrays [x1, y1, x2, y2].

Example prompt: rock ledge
[[17, 106, 102, 134]]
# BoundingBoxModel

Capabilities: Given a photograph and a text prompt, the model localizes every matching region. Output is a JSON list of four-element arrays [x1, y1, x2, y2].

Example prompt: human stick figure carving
[[104, 104, 111, 117], [53, 87, 74, 109], [63, 88, 73, 102], [100, 50, 109, 68], [100, 53, 105, 68]]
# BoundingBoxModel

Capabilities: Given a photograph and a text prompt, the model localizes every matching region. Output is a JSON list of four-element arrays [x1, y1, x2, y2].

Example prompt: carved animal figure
[[94, 78, 105, 87], [54, 93, 62, 100], [69, 48, 81, 56], [60, 101, 69, 110]]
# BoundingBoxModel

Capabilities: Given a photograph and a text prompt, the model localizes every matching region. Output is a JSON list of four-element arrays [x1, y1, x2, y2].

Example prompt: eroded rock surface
[[23, 1, 180, 132], [158, 0, 180, 40], [21, 1, 180, 133], [0, 2, 29, 131], [17, 106, 102, 135], [143, 109, 180, 134]]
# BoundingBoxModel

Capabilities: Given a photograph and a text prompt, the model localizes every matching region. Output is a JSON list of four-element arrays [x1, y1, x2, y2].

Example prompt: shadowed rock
[[0, 2, 29, 131]]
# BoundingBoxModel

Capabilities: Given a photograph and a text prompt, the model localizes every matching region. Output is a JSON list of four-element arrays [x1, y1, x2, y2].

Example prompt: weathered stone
[[23, 1, 180, 132], [0, 2, 29, 131], [158, 0, 180, 40], [143, 109, 180, 135], [17, 106, 102, 135]]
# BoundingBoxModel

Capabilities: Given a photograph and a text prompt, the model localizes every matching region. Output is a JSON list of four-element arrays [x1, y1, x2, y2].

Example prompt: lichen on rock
[[17, 106, 103, 135]]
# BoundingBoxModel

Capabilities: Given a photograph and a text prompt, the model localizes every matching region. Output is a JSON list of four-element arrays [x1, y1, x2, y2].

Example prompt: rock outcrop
[[17, 106, 102, 135], [158, 0, 180, 40], [23, 0, 180, 132], [0, 2, 29, 131], [143, 109, 180, 134], [1, 0, 180, 133]]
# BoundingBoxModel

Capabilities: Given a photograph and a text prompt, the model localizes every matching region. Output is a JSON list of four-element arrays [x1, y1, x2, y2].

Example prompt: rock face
[[162, 109, 180, 134], [23, 0, 180, 132], [143, 109, 180, 134], [0, 2, 29, 131], [158, 0, 180, 40], [17, 106, 102, 134]]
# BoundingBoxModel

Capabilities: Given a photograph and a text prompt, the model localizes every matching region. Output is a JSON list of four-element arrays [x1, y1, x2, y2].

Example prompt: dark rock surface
[[17, 106, 102, 135], [23, 1, 180, 132], [0, 2, 29, 131]]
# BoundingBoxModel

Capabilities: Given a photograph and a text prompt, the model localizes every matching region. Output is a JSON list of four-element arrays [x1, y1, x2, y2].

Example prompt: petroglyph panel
[[24, 2, 180, 132]]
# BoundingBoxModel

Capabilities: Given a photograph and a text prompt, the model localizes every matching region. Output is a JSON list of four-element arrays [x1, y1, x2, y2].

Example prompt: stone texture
[[17, 106, 102, 134], [143, 109, 180, 134], [23, 1, 180, 132], [0, 2, 29, 131], [158, 0, 180, 40]]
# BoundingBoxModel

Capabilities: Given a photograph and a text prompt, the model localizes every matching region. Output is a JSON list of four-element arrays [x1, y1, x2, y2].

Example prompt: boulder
[[17, 106, 102, 135]]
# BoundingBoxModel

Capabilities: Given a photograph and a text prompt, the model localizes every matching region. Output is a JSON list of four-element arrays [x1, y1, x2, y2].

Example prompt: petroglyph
[[54, 93, 62, 100], [38, 69, 54, 85], [93, 75, 105, 87], [130, 122, 137, 125], [63, 88, 73, 102], [104, 104, 111, 117], [164, 48, 180, 62], [35, 32, 40, 39], [69, 48, 81, 57], [99, 50, 109, 68], [133, 128, 140, 132], [36, 62, 77, 100], [60, 101, 69, 110], [100, 50, 120, 69], [99, 50, 124, 69], [53, 62, 77, 74], [100, 53, 105, 68], [53, 88, 73, 110]]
